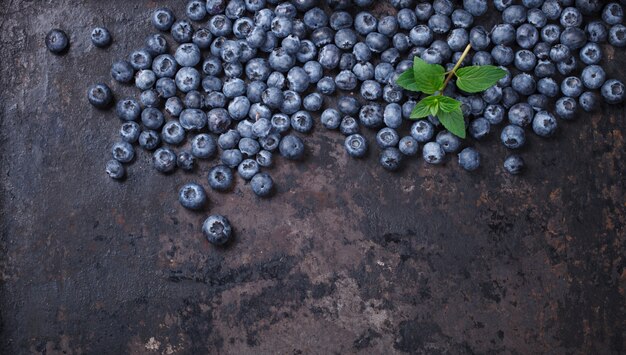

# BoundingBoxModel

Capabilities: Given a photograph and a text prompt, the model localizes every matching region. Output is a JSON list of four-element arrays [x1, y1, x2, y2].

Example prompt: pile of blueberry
[[47, 0, 625, 246]]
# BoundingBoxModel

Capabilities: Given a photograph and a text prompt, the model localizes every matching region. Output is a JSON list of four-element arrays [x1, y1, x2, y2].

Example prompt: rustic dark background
[[1, 1, 625, 354]]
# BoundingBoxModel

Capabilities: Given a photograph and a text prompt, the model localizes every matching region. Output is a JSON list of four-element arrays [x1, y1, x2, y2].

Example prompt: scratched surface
[[0, 1, 625, 354]]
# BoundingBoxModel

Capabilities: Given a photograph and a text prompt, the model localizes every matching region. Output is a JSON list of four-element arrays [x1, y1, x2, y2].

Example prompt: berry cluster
[[64, 0, 626, 246]]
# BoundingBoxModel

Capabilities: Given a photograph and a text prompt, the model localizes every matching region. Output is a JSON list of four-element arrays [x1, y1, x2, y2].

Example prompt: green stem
[[440, 43, 472, 94]]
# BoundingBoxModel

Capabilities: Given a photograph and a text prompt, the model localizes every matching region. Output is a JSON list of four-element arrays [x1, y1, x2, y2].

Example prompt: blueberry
[[313, 45, 339, 71], [185, 0, 207, 21], [221, 149, 243, 168], [321, 109, 342, 130], [579, 43, 602, 65], [458, 147, 480, 171], [303, 93, 323, 112], [145, 34, 168, 56], [410, 120, 435, 142], [379, 147, 402, 170], [463, 0, 487, 16], [471, 51, 493, 66], [429, 14, 452, 35], [359, 104, 383, 129], [561, 77, 584, 98], [609, 24, 626, 47], [209, 15, 232, 37], [409, 25, 434, 47], [233, 17, 254, 39], [557, 56, 577, 75], [135, 70, 156, 91], [580, 65, 606, 90], [184, 91, 204, 110], [436, 131, 461, 153], [111, 141, 134, 164], [179, 183, 207, 211], [317, 76, 336, 95], [174, 67, 200, 93], [421, 142, 444, 165], [215, 130, 239, 151], [271, 16, 293, 38], [353, 42, 372, 62], [511, 73, 536, 96], [279, 135, 305, 160], [281, 90, 302, 115], [516, 24, 539, 49], [491, 23, 516, 45], [503, 5, 527, 25], [469, 26, 490, 50], [602, 3, 623, 24], [360, 80, 382, 101], [286, 67, 310, 93], [234, 159, 258, 181], [355, 12, 379, 34], [190, 134, 216, 159], [245, 81, 266, 104], [541, 24, 561, 45], [447, 28, 469, 52], [541, 0, 562, 20], [560, 7, 583, 28], [451, 9, 474, 29], [397, 136, 418, 156], [111, 60, 134, 84], [500, 125, 526, 149], [225, 0, 246, 19], [45, 29, 69, 54], [415, 3, 434, 21], [203, 215, 232, 246], [555, 97, 577, 120], [344, 134, 368, 158], [152, 8, 175, 31], [191, 29, 212, 49], [106, 160, 125, 180], [579, 91, 598, 112], [139, 130, 160, 151], [160, 121, 185, 145], [534, 59, 556, 79], [259, 133, 280, 151], [173, 44, 200, 68], [87, 83, 113, 109], [531, 111, 557, 137], [503, 155, 525, 175], [153, 148, 177, 173], [527, 8, 547, 28], [537, 78, 559, 97], [249, 173, 273, 197], [269, 113, 290, 133], [491, 45, 514, 66], [237, 120, 254, 138], [340, 116, 359, 135], [268, 48, 296, 73], [177, 151, 195, 171], [494, 0, 514, 11], [601, 79, 625, 104], [514, 49, 537, 72], [290, 111, 313, 133], [205, 108, 231, 134], [152, 54, 178, 78], [483, 85, 503, 104], [483, 105, 504, 125], [115, 98, 141, 121], [236, 137, 258, 158], [352, 62, 374, 82], [433, 0, 454, 16], [586, 21, 607, 43], [330, 11, 353, 30], [296, 40, 317, 64], [119, 122, 140, 144], [171, 20, 194, 43], [153, 78, 175, 100], [382, 103, 402, 129], [91, 27, 111, 48], [140, 89, 160, 108], [375, 127, 399, 148], [303, 8, 328, 31], [468, 117, 490, 140], [204, 92, 226, 109], [256, 150, 273, 167], [560, 27, 587, 50], [260, 32, 278, 53]]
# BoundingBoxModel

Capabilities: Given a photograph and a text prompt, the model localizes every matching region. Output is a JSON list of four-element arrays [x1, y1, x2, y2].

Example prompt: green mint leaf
[[455, 65, 507, 93], [412, 57, 445, 94], [437, 107, 466, 139], [410, 95, 441, 119], [396, 69, 420, 92], [436, 96, 461, 113], [410, 99, 432, 119]]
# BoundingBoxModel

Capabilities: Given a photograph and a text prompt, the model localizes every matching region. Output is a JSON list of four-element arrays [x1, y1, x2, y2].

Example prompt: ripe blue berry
[[279, 135, 305, 160], [139, 130, 160, 151], [458, 147, 480, 171], [106, 160, 125, 180], [153, 148, 177, 173], [422, 142, 445, 165], [380, 147, 403, 170], [500, 125, 526, 149], [251, 173, 274, 197], [601, 79, 625, 104], [179, 183, 207, 210], [91, 27, 111, 48], [177, 151, 195, 171], [46, 29, 69, 54], [203, 215, 232, 246], [532, 111, 557, 137], [152, 8, 175, 31], [504, 155, 525, 175], [87, 83, 113, 109]]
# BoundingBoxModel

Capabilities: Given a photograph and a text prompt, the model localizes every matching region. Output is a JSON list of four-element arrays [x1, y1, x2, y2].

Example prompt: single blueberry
[[203, 215, 232, 246], [153, 148, 177, 173], [179, 183, 207, 210]]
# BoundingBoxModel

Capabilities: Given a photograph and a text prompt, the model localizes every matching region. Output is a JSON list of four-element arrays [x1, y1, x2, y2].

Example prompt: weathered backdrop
[[1, 1, 624, 354]]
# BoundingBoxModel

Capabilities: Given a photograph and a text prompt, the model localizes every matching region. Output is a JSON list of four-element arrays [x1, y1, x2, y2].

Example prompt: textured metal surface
[[1, 1, 625, 354]]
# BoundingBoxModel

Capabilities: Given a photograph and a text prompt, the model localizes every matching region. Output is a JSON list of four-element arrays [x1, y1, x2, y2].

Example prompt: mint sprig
[[396, 44, 506, 139]]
